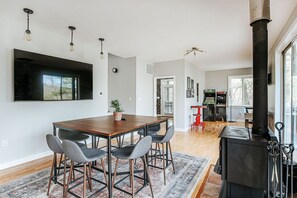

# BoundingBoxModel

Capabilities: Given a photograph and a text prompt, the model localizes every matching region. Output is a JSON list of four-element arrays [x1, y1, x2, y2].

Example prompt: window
[[43, 75, 78, 100], [282, 38, 297, 144], [228, 75, 253, 106]]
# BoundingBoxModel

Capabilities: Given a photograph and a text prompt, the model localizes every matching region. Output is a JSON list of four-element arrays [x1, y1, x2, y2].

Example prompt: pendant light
[[99, 38, 105, 59], [23, 8, 33, 41], [68, 26, 76, 51]]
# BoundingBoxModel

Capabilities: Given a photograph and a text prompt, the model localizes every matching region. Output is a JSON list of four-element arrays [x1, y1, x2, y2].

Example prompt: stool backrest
[[148, 123, 160, 132], [162, 125, 175, 143], [130, 136, 152, 159], [58, 129, 81, 141], [46, 134, 64, 154], [62, 140, 87, 163]]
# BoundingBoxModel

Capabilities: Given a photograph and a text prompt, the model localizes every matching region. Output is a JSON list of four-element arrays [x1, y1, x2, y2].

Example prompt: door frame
[[153, 76, 176, 124]]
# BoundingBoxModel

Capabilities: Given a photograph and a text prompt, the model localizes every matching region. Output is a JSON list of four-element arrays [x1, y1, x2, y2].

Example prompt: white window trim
[[227, 74, 253, 107]]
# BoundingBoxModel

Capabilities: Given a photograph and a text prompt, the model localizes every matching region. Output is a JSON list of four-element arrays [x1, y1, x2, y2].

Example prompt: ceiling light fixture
[[23, 8, 33, 41], [185, 47, 206, 56], [68, 26, 76, 52], [99, 38, 105, 59]]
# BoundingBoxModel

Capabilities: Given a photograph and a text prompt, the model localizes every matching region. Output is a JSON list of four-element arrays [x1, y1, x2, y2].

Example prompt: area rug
[[0, 152, 208, 198]]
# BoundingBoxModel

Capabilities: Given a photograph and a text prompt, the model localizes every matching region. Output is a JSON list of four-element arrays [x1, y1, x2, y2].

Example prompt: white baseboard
[[0, 151, 52, 171]]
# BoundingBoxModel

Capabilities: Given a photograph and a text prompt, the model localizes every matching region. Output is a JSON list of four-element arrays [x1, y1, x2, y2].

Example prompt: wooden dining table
[[53, 114, 169, 198]]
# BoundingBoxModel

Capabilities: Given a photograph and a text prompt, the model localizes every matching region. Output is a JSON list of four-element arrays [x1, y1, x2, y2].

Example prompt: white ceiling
[[1, 0, 297, 71]]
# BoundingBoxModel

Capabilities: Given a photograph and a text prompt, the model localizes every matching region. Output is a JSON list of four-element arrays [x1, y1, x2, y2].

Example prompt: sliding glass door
[[283, 39, 297, 144]]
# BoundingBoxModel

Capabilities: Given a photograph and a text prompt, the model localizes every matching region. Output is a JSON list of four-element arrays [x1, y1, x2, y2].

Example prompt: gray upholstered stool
[[151, 125, 175, 185], [137, 123, 161, 137], [46, 134, 87, 196], [58, 128, 89, 146], [112, 136, 154, 198], [62, 140, 107, 198]]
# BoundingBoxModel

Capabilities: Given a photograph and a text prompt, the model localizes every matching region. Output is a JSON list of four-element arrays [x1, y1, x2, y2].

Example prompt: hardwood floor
[[0, 121, 244, 197]]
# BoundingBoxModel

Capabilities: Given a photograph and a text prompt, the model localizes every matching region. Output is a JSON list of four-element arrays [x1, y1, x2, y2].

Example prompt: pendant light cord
[[27, 13, 30, 31]]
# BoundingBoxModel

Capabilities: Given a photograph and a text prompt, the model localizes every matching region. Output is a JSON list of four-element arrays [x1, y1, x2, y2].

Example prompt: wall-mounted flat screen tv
[[14, 49, 93, 101]]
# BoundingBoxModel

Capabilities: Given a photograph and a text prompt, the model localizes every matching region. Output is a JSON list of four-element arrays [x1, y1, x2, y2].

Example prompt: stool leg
[[83, 163, 87, 198], [130, 159, 135, 198], [72, 161, 76, 181], [88, 162, 93, 191], [101, 158, 108, 187], [66, 161, 74, 197], [116, 137, 120, 148], [63, 156, 67, 197], [96, 137, 100, 148], [161, 143, 166, 185], [168, 142, 175, 174], [121, 134, 125, 147], [143, 157, 154, 198], [154, 143, 157, 167], [47, 155, 55, 195], [150, 145, 153, 165], [58, 153, 64, 175], [112, 158, 119, 191], [84, 140, 87, 147]]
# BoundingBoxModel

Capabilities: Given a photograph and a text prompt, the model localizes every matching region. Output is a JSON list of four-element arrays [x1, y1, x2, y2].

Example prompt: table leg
[[144, 126, 148, 185], [53, 125, 57, 184], [92, 136, 97, 166], [92, 136, 95, 148], [165, 120, 169, 166], [131, 132, 134, 145], [107, 137, 112, 198]]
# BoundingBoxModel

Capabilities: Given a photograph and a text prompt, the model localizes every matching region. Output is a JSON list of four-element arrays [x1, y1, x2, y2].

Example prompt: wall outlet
[[2, 139, 8, 147]]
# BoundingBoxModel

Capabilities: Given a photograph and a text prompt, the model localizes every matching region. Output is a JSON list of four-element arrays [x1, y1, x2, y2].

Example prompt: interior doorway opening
[[154, 77, 175, 126]]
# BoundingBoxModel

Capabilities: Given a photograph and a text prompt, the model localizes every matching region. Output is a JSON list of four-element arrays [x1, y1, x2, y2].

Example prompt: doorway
[[154, 77, 175, 124]]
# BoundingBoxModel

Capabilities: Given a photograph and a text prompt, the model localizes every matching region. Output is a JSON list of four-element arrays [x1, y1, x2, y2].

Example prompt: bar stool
[[137, 123, 161, 137], [151, 125, 175, 185], [46, 134, 87, 196], [58, 128, 89, 146], [112, 136, 154, 198], [62, 140, 108, 198], [46, 134, 67, 196]]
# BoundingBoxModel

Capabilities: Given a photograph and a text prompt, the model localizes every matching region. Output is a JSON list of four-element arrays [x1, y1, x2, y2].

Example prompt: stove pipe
[[249, 0, 271, 136]]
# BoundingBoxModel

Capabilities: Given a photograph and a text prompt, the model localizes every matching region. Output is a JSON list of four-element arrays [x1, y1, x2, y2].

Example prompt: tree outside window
[[228, 75, 253, 106], [43, 74, 78, 100]]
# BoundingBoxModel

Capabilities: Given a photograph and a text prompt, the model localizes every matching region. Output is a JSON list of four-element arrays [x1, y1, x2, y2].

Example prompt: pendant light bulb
[[68, 26, 76, 52], [69, 43, 74, 52], [24, 30, 32, 41], [100, 52, 105, 59], [23, 8, 33, 42]]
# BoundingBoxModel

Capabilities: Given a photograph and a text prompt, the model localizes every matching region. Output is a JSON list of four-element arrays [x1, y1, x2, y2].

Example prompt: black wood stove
[[217, 126, 275, 197]]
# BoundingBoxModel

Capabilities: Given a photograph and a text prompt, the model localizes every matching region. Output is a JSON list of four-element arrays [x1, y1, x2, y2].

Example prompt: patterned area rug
[[0, 153, 208, 198]]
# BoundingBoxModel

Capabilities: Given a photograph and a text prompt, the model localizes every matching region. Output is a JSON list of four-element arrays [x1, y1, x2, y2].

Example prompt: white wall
[[0, 16, 108, 169], [136, 58, 154, 116], [108, 54, 136, 114], [205, 68, 252, 121], [108, 55, 154, 116], [185, 61, 205, 129], [205, 68, 252, 91], [154, 59, 185, 131]]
